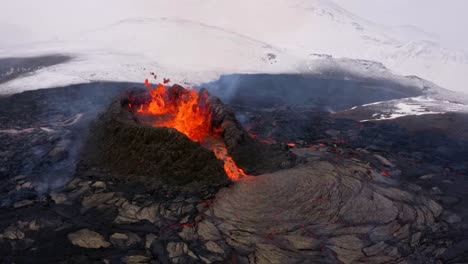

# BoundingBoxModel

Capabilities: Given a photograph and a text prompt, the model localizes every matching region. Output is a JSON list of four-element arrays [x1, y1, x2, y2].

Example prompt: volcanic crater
[[81, 84, 295, 191]]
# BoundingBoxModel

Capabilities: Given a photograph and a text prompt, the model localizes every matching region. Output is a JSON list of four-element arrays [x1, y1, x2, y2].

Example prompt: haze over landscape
[[1, 0, 467, 94]]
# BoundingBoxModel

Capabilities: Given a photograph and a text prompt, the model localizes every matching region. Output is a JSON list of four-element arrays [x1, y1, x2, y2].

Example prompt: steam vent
[[82, 84, 294, 190]]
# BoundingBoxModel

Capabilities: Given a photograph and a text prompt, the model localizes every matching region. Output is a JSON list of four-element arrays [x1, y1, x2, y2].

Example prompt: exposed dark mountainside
[[0, 55, 72, 84]]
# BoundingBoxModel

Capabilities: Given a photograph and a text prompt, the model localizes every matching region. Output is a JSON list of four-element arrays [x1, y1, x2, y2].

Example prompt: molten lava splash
[[134, 81, 245, 180], [147, 84, 170, 115], [145, 84, 211, 142]]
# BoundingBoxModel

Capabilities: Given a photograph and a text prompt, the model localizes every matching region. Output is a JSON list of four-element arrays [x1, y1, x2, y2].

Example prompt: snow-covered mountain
[[0, 0, 467, 96]]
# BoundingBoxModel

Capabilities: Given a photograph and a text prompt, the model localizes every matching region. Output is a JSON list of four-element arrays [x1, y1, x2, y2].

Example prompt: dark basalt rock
[[0, 54, 72, 85]]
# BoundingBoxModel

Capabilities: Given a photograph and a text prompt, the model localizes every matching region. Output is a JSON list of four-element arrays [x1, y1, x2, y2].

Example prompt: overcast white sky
[[1, 0, 467, 52], [333, 0, 468, 52]]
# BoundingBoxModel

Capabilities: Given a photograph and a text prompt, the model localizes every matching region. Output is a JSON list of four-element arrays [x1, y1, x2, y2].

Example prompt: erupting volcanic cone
[[82, 80, 295, 190], [129, 83, 246, 181]]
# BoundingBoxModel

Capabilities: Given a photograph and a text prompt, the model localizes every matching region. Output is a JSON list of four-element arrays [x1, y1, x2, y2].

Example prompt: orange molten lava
[[208, 139, 247, 181], [134, 81, 245, 180], [145, 84, 211, 142]]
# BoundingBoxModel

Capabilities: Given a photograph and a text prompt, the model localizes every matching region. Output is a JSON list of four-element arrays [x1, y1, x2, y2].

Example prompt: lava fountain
[[130, 80, 246, 181]]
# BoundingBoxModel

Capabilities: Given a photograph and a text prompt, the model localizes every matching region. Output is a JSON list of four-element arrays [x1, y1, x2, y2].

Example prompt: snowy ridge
[[0, 0, 467, 95], [360, 97, 445, 122], [0, 17, 299, 94], [385, 25, 439, 43], [306, 54, 468, 103], [305, 54, 468, 120], [350, 96, 468, 122]]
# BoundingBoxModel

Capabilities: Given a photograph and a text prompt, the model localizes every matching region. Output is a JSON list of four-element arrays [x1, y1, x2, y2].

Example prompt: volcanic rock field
[[0, 76, 467, 264]]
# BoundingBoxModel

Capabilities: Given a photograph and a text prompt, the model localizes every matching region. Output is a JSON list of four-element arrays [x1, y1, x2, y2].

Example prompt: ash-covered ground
[[0, 75, 467, 264]]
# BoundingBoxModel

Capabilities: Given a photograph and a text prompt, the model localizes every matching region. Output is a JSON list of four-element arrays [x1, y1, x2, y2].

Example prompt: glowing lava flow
[[205, 139, 247, 181], [133, 80, 246, 181]]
